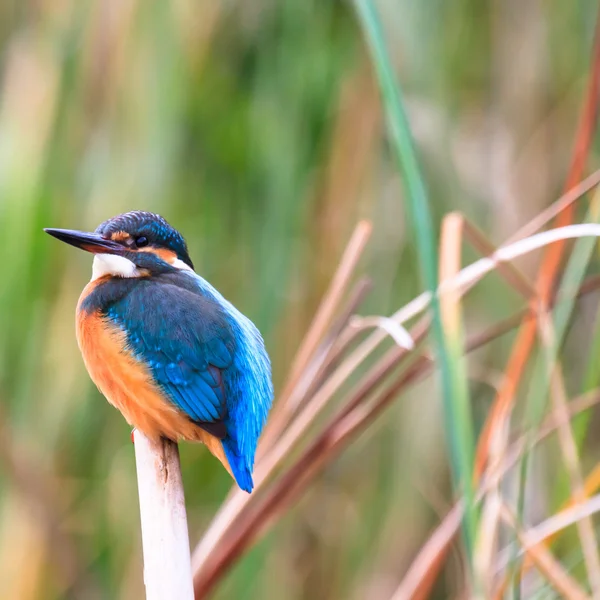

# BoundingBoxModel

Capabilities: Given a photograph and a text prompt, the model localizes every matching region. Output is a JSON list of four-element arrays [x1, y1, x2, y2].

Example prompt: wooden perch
[[134, 430, 194, 600]]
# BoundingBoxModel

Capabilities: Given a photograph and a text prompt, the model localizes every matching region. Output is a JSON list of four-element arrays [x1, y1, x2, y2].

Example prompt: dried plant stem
[[263, 219, 373, 449], [460, 217, 535, 300], [500, 505, 591, 600], [195, 276, 600, 597], [475, 8, 600, 480], [192, 227, 600, 595], [391, 502, 464, 600], [519, 493, 600, 551], [134, 431, 193, 600], [507, 169, 600, 244], [394, 386, 600, 600], [192, 204, 600, 586], [537, 313, 600, 595], [392, 284, 600, 600], [506, 457, 600, 589], [194, 277, 600, 599]]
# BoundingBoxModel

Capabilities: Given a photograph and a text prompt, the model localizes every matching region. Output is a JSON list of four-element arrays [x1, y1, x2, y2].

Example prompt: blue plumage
[[47, 210, 273, 493], [102, 270, 272, 492]]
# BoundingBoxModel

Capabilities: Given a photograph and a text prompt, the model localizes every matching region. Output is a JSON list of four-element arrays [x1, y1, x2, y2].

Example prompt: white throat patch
[[171, 257, 192, 271], [92, 254, 142, 280]]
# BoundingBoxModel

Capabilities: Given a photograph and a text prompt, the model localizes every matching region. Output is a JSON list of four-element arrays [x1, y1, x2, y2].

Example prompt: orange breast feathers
[[75, 282, 231, 474]]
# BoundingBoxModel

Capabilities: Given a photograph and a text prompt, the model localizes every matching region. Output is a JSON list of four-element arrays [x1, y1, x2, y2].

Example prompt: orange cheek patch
[[110, 231, 131, 243], [142, 247, 178, 264], [137, 247, 181, 266], [75, 297, 233, 478]]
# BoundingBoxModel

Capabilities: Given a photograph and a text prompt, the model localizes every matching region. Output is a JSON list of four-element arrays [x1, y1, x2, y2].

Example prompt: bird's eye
[[135, 236, 148, 248]]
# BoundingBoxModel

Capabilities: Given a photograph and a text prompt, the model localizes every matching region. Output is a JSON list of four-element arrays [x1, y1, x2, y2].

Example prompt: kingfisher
[[45, 211, 273, 493]]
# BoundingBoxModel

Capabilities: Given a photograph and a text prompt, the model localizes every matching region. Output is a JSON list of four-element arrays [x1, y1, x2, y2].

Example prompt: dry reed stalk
[[191, 223, 374, 582], [460, 218, 535, 300], [474, 10, 600, 481], [263, 219, 373, 449], [492, 389, 600, 486], [521, 460, 600, 563], [195, 271, 600, 598], [536, 313, 600, 594], [400, 380, 600, 600], [492, 493, 600, 584], [391, 505, 466, 600], [439, 213, 464, 338], [193, 319, 431, 597], [493, 402, 600, 597], [134, 431, 193, 600], [394, 385, 600, 600], [507, 170, 600, 244], [193, 223, 600, 597], [404, 160, 600, 600], [191, 129, 600, 597], [519, 493, 600, 550], [499, 504, 591, 600], [433, 212, 530, 596], [392, 278, 600, 599]]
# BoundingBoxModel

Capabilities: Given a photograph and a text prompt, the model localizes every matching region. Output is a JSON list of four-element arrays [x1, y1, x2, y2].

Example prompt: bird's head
[[45, 211, 194, 279]]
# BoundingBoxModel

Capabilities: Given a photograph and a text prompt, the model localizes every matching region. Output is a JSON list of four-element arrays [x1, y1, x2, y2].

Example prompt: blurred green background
[[0, 1, 598, 599]]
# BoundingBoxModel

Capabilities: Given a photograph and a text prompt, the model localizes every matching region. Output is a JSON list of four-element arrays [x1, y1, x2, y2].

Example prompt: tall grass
[[353, 0, 477, 573], [0, 1, 599, 599]]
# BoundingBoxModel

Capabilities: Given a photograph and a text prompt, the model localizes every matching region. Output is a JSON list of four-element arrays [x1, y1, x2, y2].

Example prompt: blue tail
[[223, 437, 254, 493]]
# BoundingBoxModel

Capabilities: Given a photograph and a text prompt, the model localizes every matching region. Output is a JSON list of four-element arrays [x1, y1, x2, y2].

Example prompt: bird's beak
[[44, 228, 124, 255]]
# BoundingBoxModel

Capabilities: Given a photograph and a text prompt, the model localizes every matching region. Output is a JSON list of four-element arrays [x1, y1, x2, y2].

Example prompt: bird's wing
[[106, 279, 235, 438]]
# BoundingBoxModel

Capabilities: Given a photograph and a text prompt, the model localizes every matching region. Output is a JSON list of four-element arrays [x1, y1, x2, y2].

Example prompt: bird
[[45, 211, 273, 493]]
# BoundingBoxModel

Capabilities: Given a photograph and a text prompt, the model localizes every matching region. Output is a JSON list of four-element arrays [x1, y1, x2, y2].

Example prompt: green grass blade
[[510, 190, 600, 594], [352, 0, 477, 565]]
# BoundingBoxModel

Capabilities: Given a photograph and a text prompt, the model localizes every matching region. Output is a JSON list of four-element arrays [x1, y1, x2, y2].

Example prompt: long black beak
[[44, 228, 124, 254]]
